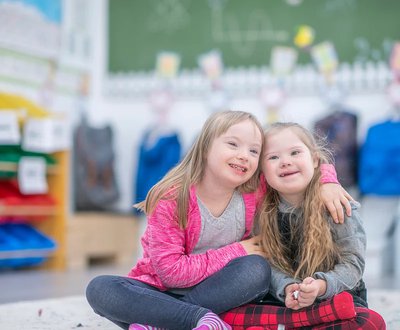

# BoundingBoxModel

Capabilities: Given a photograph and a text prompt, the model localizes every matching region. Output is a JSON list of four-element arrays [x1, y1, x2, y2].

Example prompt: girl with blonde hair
[[255, 122, 384, 329], [87, 113, 351, 330]]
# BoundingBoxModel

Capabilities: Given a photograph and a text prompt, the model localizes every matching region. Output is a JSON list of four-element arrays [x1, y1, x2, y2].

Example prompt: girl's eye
[[268, 155, 278, 160], [227, 141, 237, 147], [291, 150, 300, 156], [250, 149, 259, 155]]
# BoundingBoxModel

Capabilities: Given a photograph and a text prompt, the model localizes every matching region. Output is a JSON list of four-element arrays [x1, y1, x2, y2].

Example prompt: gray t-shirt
[[169, 190, 245, 295], [193, 190, 245, 254]]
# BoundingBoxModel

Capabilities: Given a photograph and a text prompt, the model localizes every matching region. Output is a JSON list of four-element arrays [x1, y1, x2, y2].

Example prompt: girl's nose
[[280, 157, 291, 167], [237, 149, 249, 161]]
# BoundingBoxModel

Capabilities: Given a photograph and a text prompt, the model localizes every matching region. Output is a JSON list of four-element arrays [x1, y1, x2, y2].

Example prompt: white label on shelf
[[22, 117, 70, 153], [0, 111, 20, 145], [18, 156, 48, 195]]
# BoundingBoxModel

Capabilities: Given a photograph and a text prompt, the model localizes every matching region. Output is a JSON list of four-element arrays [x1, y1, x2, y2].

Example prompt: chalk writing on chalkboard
[[108, 0, 400, 72]]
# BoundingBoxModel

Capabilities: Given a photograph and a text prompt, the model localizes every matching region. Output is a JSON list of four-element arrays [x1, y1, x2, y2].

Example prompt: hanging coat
[[133, 130, 181, 212]]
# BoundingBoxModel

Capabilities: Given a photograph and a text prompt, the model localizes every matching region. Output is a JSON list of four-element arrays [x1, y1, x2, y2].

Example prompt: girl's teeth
[[231, 164, 245, 172]]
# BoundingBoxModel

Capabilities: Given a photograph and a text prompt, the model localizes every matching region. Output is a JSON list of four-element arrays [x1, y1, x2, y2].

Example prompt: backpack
[[359, 120, 400, 195], [73, 117, 119, 210], [314, 110, 358, 188]]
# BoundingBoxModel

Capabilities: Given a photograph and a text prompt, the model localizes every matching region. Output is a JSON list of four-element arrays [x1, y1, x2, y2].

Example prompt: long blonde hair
[[135, 110, 264, 229], [258, 122, 341, 279]]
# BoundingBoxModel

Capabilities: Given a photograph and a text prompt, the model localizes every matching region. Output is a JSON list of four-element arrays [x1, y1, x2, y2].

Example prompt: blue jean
[[86, 255, 271, 330]]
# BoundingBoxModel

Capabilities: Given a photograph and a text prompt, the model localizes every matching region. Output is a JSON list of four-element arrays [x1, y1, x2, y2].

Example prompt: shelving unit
[[0, 95, 69, 271], [34, 151, 69, 270], [0, 151, 68, 270]]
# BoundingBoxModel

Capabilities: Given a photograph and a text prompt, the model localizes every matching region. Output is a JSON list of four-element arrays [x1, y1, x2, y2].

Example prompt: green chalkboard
[[108, 0, 400, 72]]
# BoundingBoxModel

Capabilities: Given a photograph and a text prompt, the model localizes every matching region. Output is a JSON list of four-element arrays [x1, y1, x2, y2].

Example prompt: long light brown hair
[[135, 110, 265, 229], [258, 122, 341, 279]]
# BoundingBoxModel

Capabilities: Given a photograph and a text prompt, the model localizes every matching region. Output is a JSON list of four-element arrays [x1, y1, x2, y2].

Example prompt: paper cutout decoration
[[390, 42, 400, 81], [310, 41, 338, 76], [198, 50, 224, 81], [156, 52, 181, 78], [270, 46, 298, 77], [294, 25, 315, 48]]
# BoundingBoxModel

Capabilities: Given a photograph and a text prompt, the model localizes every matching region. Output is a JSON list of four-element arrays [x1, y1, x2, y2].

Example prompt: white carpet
[[0, 295, 117, 330], [0, 290, 399, 330]]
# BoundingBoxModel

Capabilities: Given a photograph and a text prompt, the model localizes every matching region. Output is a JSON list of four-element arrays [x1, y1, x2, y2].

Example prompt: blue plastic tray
[[0, 223, 56, 268]]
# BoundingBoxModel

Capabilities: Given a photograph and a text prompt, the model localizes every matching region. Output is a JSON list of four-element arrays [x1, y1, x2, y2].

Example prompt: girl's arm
[[312, 201, 366, 300], [320, 164, 353, 224], [269, 266, 300, 302], [146, 199, 248, 288]]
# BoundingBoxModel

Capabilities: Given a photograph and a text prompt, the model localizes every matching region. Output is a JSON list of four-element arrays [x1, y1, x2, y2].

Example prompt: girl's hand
[[285, 283, 301, 310], [321, 183, 353, 224], [239, 236, 266, 257], [296, 277, 326, 308]]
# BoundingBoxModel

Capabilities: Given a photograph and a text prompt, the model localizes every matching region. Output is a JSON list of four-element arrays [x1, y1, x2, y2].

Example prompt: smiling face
[[203, 119, 263, 191], [262, 127, 319, 206]]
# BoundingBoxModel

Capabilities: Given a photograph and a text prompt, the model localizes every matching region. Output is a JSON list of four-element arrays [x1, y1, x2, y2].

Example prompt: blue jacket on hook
[[359, 120, 400, 196], [133, 129, 181, 213]]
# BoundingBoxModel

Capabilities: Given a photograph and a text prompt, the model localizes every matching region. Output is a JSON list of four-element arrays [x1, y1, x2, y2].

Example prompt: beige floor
[[0, 263, 132, 304]]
